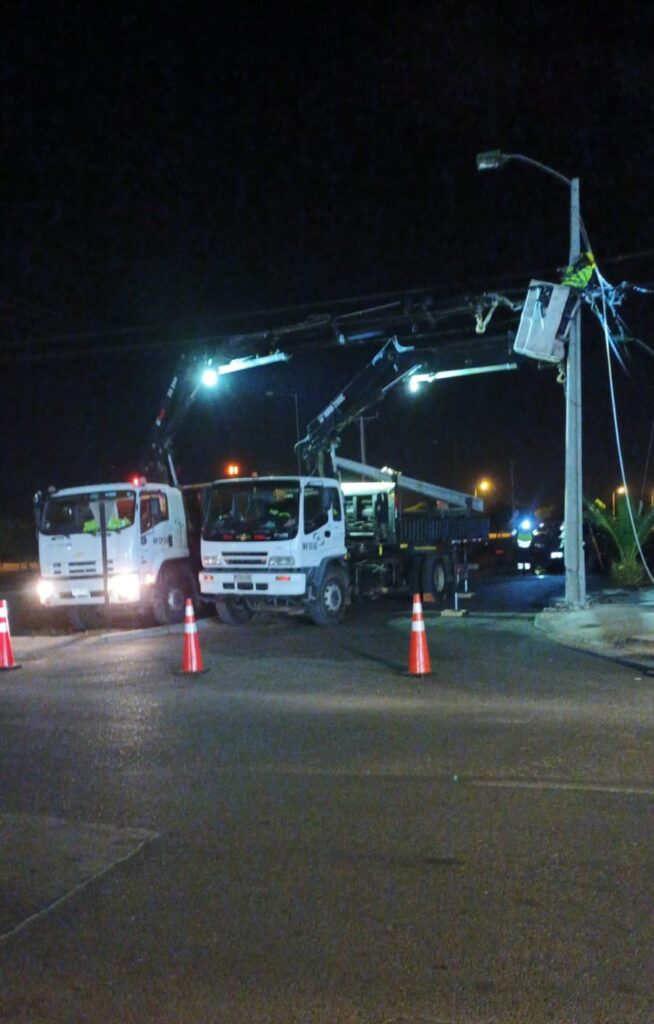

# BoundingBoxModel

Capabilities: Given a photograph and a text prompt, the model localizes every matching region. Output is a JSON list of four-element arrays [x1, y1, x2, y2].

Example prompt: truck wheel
[[153, 570, 189, 626], [215, 596, 254, 625], [307, 572, 347, 626], [422, 556, 447, 603], [68, 607, 102, 632]]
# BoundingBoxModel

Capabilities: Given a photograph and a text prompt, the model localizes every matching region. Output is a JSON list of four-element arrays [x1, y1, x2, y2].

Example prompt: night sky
[[3, 2, 654, 520]]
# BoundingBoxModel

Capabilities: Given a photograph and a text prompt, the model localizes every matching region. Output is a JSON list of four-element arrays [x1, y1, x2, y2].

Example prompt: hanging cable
[[598, 271, 654, 585]]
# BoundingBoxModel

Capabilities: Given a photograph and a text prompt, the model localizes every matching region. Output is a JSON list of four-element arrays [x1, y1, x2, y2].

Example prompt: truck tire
[[215, 596, 254, 625], [307, 571, 347, 626], [421, 556, 447, 603], [153, 568, 190, 626], [68, 607, 102, 632]]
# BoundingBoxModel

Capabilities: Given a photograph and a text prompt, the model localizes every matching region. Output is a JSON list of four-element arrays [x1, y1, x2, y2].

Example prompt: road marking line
[[0, 830, 157, 945], [239, 765, 654, 797], [471, 779, 654, 797]]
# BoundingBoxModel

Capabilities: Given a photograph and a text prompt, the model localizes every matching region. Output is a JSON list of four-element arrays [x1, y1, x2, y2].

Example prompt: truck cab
[[35, 482, 194, 627], [199, 476, 348, 625]]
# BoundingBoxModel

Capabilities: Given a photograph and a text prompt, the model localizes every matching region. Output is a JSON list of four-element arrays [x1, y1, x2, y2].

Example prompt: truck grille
[[222, 554, 268, 566], [52, 560, 115, 576]]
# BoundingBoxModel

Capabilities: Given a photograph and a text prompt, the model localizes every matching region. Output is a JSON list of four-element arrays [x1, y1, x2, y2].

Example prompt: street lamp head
[[201, 366, 219, 388], [476, 150, 509, 172]]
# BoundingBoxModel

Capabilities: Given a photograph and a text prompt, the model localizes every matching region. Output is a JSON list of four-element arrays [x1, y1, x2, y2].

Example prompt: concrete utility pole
[[476, 150, 587, 608], [564, 178, 586, 607]]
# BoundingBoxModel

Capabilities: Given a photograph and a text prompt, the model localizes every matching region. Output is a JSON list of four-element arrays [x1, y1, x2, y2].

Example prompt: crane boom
[[295, 332, 516, 475], [140, 289, 520, 483]]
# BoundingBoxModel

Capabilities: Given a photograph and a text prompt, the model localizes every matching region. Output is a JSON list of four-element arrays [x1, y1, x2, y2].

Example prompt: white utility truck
[[34, 481, 198, 629], [200, 474, 348, 625], [32, 349, 284, 629], [198, 335, 499, 626], [199, 462, 488, 626]]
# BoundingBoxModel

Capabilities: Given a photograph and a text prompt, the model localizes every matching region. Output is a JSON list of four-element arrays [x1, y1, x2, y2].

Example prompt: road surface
[[1, 594, 652, 1023]]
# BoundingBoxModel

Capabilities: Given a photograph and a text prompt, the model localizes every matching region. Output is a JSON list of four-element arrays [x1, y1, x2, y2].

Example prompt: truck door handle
[[325, 530, 331, 538]]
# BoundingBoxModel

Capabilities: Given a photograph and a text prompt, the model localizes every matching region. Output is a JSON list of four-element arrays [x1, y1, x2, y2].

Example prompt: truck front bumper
[[36, 573, 152, 608], [200, 570, 307, 598]]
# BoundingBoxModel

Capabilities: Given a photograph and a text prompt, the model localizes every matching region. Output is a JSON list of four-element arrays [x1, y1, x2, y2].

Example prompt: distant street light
[[476, 149, 587, 608], [474, 478, 492, 499], [612, 485, 627, 517]]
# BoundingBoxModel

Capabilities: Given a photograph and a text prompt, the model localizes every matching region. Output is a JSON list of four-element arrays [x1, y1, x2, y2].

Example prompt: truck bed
[[397, 512, 490, 544]]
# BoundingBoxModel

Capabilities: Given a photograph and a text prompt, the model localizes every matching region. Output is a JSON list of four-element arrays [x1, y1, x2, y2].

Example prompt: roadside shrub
[[585, 496, 654, 589], [610, 560, 647, 589]]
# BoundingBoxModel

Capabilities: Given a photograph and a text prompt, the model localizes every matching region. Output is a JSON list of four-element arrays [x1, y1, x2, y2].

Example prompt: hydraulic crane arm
[[295, 337, 422, 474], [139, 289, 520, 483], [295, 332, 516, 475], [140, 349, 290, 483]]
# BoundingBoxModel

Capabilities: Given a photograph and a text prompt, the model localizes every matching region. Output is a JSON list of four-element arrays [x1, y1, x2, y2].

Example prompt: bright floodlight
[[201, 367, 219, 388], [476, 150, 508, 171], [218, 351, 290, 376], [409, 376, 420, 393]]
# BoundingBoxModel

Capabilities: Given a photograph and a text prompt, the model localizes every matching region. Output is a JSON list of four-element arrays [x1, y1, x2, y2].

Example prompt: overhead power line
[[1, 245, 652, 360]]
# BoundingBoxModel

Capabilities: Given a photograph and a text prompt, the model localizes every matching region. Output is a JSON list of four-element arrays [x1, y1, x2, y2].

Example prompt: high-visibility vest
[[108, 516, 130, 529], [561, 251, 595, 289]]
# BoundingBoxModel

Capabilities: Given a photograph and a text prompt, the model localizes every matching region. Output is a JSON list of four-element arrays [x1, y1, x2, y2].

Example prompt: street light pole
[[476, 150, 587, 607], [564, 177, 586, 607]]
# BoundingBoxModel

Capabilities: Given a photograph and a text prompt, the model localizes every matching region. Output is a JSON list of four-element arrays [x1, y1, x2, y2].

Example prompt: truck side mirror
[[33, 491, 43, 531]]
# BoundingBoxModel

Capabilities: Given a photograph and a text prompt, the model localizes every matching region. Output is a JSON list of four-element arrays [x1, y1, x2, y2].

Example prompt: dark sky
[[2, 1, 654, 517]]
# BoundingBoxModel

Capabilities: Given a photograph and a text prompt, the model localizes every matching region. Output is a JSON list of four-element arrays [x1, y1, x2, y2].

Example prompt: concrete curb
[[10, 635, 91, 661], [11, 617, 216, 660], [535, 606, 654, 663]]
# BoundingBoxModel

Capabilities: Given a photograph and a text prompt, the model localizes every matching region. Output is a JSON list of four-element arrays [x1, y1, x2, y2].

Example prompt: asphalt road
[[1, 593, 653, 1023]]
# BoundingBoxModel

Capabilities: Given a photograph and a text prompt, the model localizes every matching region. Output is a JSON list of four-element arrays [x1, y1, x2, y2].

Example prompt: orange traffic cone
[[179, 599, 206, 674], [0, 599, 20, 671], [407, 593, 431, 676]]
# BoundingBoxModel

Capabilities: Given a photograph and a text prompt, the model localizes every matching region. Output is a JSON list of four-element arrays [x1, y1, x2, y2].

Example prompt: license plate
[[72, 587, 90, 598], [234, 573, 252, 583]]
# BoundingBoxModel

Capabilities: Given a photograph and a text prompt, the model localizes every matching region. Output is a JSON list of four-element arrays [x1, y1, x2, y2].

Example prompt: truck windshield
[[40, 491, 136, 536], [203, 480, 300, 541]]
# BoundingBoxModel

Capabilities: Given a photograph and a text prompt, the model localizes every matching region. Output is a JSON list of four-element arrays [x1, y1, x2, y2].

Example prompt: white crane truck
[[34, 481, 197, 629], [32, 349, 284, 629], [198, 337, 492, 625], [198, 460, 488, 626]]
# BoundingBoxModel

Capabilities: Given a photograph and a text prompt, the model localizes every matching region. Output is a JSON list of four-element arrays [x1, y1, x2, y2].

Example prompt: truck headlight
[[37, 579, 55, 604], [108, 573, 140, 602], [203, 555, 225, 567], [268, 556, 295, 567]]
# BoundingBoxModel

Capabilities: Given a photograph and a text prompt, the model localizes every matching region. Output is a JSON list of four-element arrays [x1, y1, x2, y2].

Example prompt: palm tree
[[585, 495, 654, 587]]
